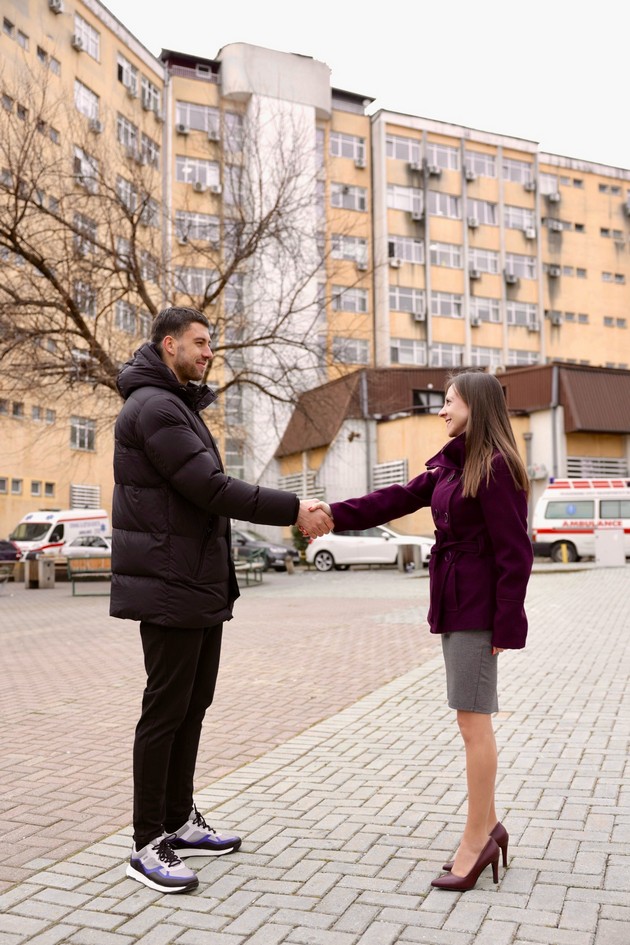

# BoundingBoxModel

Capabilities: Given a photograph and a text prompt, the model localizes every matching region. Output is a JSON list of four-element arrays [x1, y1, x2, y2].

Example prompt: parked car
[[0, 539, 22, 562], [306, 525, 434, 572], [231, 527, 300, 571], [58, 535, 112, 558]]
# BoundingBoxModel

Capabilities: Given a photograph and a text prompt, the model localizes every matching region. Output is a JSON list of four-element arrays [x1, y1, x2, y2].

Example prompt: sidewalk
[[0, 566, 629, 944]]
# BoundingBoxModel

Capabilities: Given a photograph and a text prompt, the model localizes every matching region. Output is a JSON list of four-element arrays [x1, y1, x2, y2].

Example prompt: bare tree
[[0, 65, 369, 433]]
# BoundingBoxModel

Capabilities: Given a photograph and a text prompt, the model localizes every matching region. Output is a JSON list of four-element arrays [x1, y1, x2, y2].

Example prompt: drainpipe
[[523, 431, 533, 537], [360, 369, 373, 491], [550, 364, 559, 479]]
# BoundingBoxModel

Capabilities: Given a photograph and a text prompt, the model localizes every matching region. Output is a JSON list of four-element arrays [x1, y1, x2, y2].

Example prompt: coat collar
[[117, 342, 217, 412], [426, 433, 466, 471]]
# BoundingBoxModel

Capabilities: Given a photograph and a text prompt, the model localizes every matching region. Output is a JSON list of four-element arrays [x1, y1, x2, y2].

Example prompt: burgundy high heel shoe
[[431, 837, 500, 891], [442, 821, 509, 872]]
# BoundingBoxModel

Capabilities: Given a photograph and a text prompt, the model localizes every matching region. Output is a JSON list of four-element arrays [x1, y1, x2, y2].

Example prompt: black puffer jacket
[[110, 343, 299, 628]]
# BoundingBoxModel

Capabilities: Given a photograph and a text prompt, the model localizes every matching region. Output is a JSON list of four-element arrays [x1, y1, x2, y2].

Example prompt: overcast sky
[[105, 0, 628, 171]]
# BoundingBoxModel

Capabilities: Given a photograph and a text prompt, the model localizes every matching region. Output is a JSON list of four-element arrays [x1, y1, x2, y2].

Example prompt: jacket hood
[[426, 433, 466, 471], [117, 343, 217, 412]]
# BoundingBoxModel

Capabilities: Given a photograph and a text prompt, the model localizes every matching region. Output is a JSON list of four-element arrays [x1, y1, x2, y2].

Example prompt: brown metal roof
[[558, 365, 630, 433]]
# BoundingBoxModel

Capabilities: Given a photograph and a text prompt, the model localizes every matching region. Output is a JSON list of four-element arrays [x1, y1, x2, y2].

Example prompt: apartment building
[[1, 0, 629, 541]]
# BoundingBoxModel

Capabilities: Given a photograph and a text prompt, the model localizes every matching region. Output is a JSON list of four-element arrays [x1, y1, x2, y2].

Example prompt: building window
[[331, 234, 368, 266], [12, 401, 24, 418], [115, 300, 137, 333], [73, 212, 97, 256], [413, 390, 443, 414], [469, 296, 501, 323], [141, 133, 160, 168], [223, 164, 242, 206], [225, 385, 244, 426], [116, 114, 138, 153], [467, 199, 497, 226], [17, 30, 29, 50], [504, 205, 536, 230], [316, 127, 326, 170], [390, 338, 427, 365], [427, 191, 461, 219], [426, 142, 459, 170], [70, 416, 96, 451], [0, 478, 6, 494], [31, 481, 42, 497], [470, 346, 503, 368], [175, 211, 219, 245], [603, 317, 615, 327], [74, 80, 99, 120], [332, 336, 370, 364], [539, 172, 559, 195], [3, 18, 14, 37], [45, 409, 56, 424], [386, 134, 421, 164], [224, 113, 244, 153], [388, 235, 424, 264], [464, 150, 496, 178], [224, 438, 245, 479], [389, 286, 426, 314], [505, 253, 536, 280], [507, 349, 539, 366], [11, 478, 22, 495], [330, 182, 367, 212], [331, 286, 368, 313], [430, 242, 462, 268], [73, 147, 99, 193], [176, 156, 220, 188], [576, 268, 587, 279], [617, 318, 627, 328], [431, 292, 463, 318], [0, 399, 8, 415], [387, 184, 423, 215], [45, 482, 55, 497], [468, 248, 500, 274], [507, 301, 538, 327], [429, 343, 465, 367], [175, 266, 217, 297], [329, 131, 365, 164], [503, 157, 534, 185], [49, 57, 61, 76], [117, 54, 138, 96], [74, 14, 100, 60], [141, 77, 161, 115], [175, 101, 219, 135]]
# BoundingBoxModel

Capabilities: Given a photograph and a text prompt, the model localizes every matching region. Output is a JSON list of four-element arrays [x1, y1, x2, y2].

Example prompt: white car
[[306, 525, 433, 572], [58, 535, 112, 558]]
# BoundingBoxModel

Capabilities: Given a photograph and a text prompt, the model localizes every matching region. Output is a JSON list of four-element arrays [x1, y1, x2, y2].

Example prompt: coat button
[[447, 472, 455, 482], [444, 512, 449, 522]]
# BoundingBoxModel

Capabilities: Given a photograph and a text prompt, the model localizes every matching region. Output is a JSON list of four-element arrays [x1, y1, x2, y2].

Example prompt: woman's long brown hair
[[447, 371, 529, 498]]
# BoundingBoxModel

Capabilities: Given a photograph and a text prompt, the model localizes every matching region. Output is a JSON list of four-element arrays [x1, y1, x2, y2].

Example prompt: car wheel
[[334, 564, 350, 571], [550, 541, 578, 563], [313, 550, 335, 572]]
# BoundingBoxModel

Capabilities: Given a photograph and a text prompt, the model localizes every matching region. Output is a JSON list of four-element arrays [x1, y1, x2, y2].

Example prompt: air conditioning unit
[[125, 147, 137, 161], [547, 191, 561, 203], [125, 85, 138, 100], [193, 181, 206, 193], [71, 34, 84, 51], [177, 235, 189, 245], [356, 260, 368, 271], [207, 128, 220, 141], [389, 257, 402, 269], [176, 123, 189, 135], [410, 209, 424, 221], [153, 108, 164, 123], [528, 321, 540, 332], [548, 220, 563, 232], [624, 201, 630, 218], [354, 157, 367, 169], [408, 160, 422, 172], [427, 164, 442, 177], [412, 309, 426, 322], [547, 265, 561, 277], [467, 216, 479, 229], [465, 167, 476, 182], [209, 183, 222, 194], [89, 119, 103, 134], [523, 180, 536, 192], [48, 0, 63, 13], [524, 227, 536, 239], [504, 271, 519, 285], [470, 315, 481, 326], [469, 268, 482, 280], [549, 312, 563, 326]]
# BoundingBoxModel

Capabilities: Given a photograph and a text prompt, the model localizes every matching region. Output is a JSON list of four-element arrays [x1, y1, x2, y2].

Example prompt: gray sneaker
[[126, 836, 199, 893], [166, 803, 242, 858]]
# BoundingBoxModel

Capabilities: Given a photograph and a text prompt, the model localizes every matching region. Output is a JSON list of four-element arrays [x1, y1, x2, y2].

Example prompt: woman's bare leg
[[450, 710, 497, 876]]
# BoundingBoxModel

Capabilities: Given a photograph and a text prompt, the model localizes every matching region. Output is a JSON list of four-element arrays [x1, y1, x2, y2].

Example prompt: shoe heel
[[492, 857, 499, 883], [500, 839, 508, 868]]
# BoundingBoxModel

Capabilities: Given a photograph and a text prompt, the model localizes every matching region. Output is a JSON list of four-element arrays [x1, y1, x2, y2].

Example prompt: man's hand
[[296, 499, 334, 538]]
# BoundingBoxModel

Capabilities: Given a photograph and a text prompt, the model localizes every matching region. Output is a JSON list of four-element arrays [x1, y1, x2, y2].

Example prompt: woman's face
[[439, 385, 470, 438]]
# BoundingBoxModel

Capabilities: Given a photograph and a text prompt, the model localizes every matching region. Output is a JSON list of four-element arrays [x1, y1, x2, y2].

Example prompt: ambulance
[[9, 508, 110, 556], [531, 479, 630, 562]]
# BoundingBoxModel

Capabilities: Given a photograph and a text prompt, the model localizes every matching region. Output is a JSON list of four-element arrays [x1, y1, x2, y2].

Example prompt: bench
[[233, 548, 266, 586], [67, 556, 112, 596]]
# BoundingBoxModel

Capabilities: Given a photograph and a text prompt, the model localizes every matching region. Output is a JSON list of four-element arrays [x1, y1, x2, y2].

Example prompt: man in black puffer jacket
[[111, 307, 332, 894]]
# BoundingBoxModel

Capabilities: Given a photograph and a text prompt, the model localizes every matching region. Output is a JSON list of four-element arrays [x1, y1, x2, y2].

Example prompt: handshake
[[296, 499, 333, 539]]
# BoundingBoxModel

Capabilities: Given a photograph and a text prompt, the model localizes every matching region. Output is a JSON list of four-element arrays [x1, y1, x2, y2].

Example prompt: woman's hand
[[492, 647, 505, 656]]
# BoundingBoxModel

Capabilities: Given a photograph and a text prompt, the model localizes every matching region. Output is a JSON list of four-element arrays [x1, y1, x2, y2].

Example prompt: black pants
[[133, 621, 223, 850]]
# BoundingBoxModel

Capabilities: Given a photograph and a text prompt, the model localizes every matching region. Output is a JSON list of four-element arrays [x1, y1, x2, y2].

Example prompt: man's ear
[[162, 335, 176, 356]]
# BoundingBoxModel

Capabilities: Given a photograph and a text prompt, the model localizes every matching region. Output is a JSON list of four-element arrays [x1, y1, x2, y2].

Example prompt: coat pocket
[[442, 560, 459, 612]]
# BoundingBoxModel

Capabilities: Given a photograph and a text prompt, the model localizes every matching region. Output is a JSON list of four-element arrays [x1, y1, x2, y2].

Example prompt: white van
[[10, 509, 110, 556], [532, 479, 630, 562]]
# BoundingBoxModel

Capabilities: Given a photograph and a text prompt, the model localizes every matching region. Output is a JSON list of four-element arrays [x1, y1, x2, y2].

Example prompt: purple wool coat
[[330, 434, 533, 649]]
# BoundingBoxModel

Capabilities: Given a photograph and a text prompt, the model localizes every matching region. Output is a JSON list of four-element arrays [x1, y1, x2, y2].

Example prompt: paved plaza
[[0, 563, 629, 944]]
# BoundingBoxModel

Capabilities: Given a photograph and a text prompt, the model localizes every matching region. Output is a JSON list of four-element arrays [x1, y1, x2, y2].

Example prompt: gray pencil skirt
[[441, 630, 498, 714]]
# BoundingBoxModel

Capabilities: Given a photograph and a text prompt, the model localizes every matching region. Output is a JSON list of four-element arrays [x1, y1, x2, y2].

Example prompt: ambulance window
[[545, 501, 594, 519], [49, 524, 64, 541], [601, 500, 630, 518]]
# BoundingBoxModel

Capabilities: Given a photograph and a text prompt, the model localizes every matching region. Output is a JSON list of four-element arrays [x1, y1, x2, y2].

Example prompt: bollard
[[560, 542, 568, 564], [284, 555, 295, 574]]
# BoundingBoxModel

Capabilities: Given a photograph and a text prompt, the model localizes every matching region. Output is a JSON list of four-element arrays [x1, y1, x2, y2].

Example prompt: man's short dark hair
[[151, 307, 210, 348]]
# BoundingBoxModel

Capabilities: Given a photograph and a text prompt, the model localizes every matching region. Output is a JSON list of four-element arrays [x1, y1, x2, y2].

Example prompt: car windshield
[[10, 522, 50, 541], [234, 529, 266, 542]]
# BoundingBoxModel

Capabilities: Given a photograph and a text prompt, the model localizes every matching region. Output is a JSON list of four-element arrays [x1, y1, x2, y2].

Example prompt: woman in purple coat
[[312, 371, 533, 891]]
